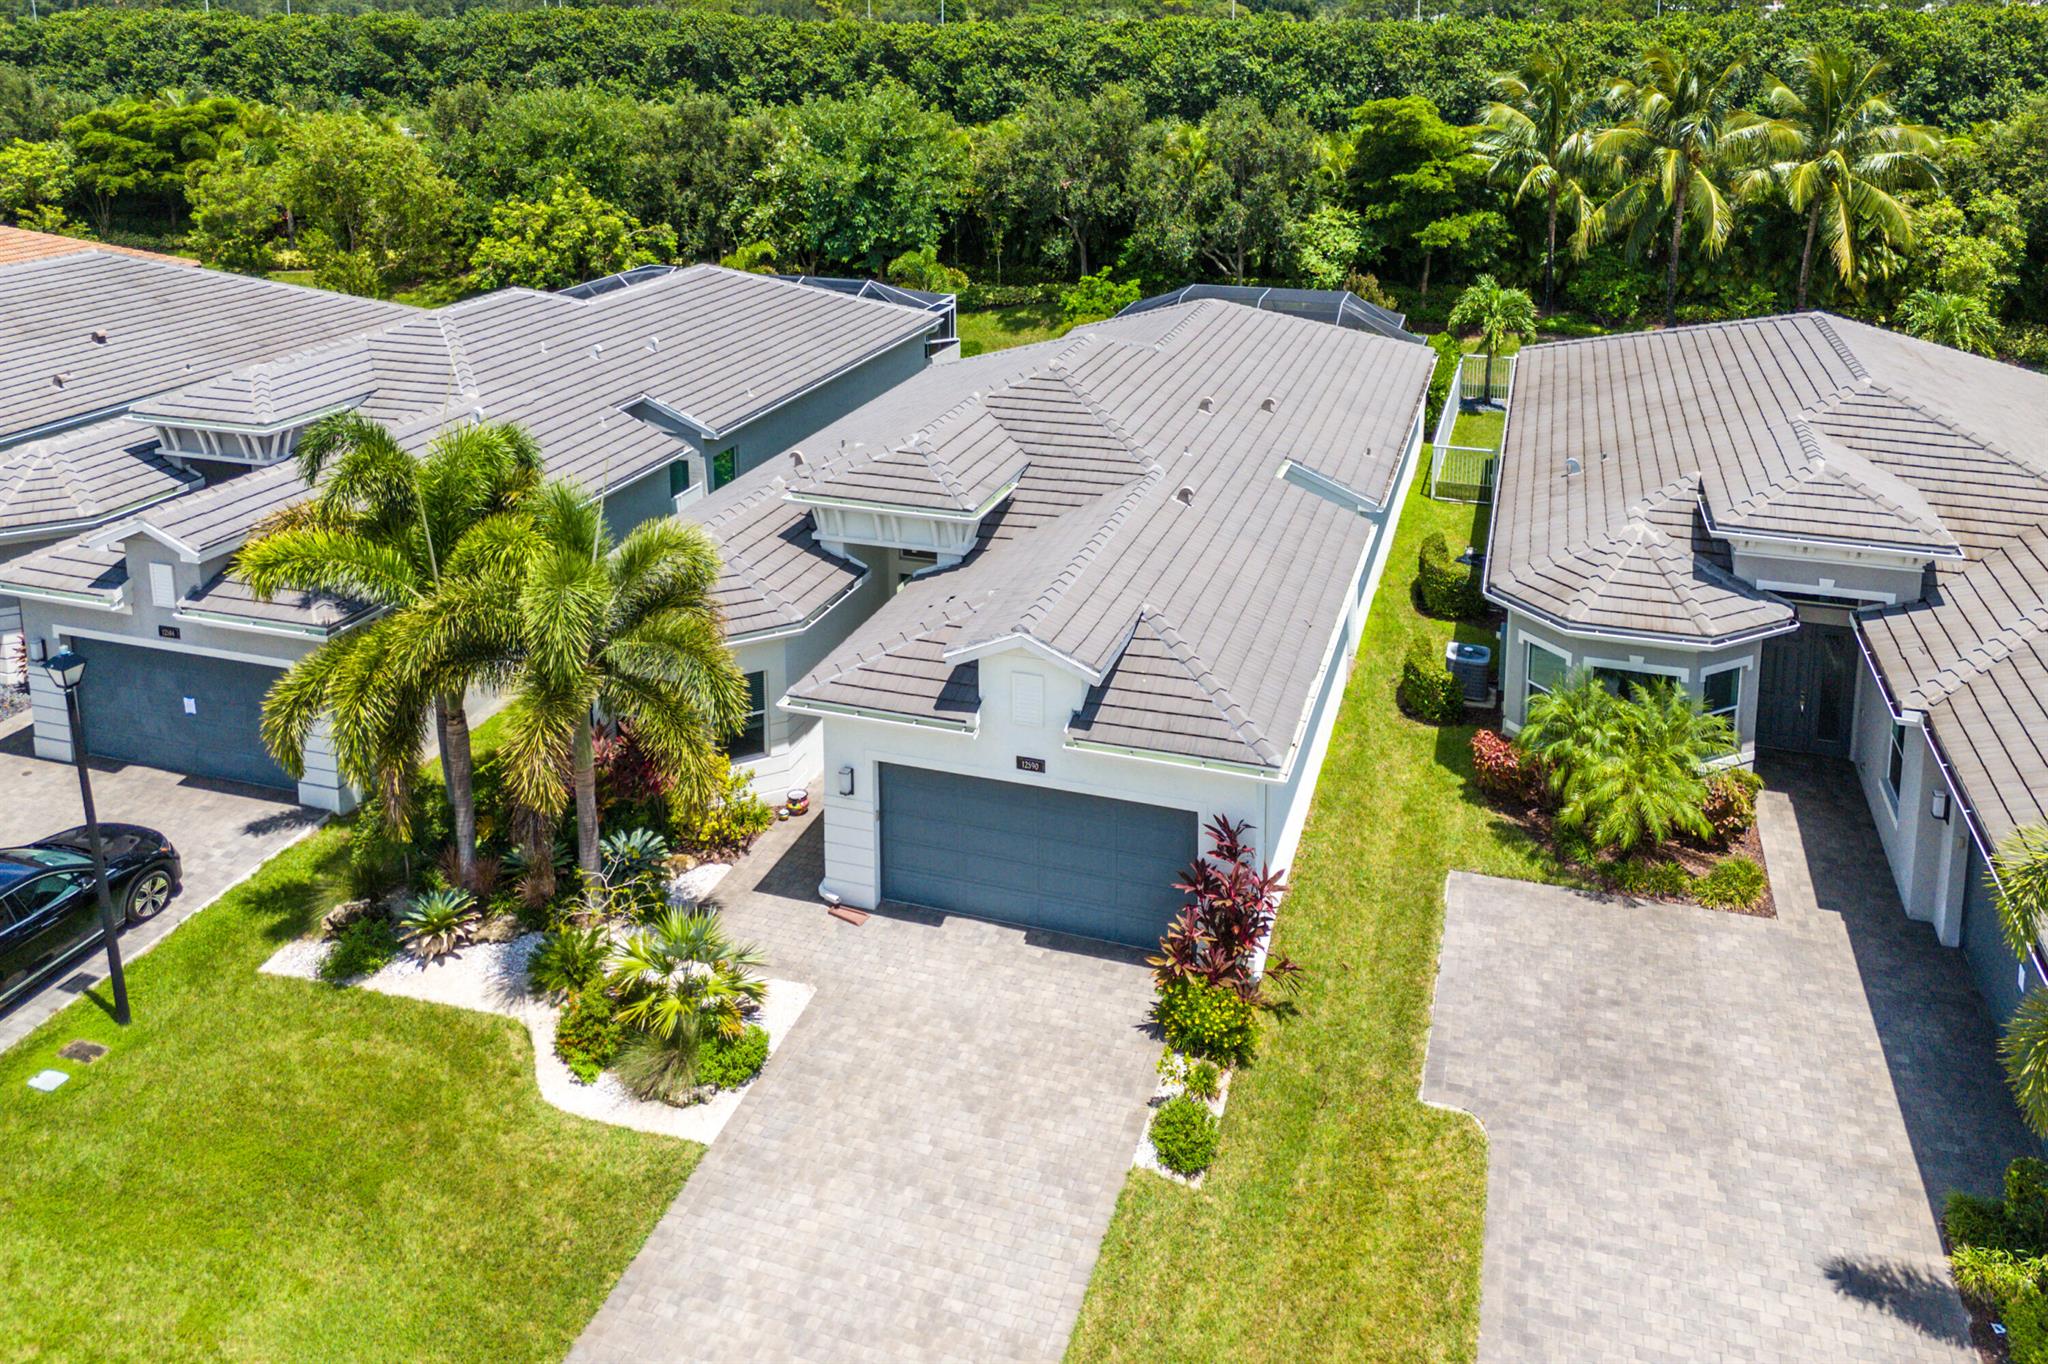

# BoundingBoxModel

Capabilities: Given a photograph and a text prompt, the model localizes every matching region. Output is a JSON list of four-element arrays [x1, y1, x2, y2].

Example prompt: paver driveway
[[1424, 755, 2033, 1363], [572, 811, 1161, 1364], [0, 712, 322, 1052]]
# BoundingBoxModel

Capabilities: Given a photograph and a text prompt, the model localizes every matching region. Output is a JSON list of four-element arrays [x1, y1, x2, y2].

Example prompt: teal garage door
[[1962, 840, 2028, 1025], [72, 639, 294, 792], [878, 764, 1197, 948]]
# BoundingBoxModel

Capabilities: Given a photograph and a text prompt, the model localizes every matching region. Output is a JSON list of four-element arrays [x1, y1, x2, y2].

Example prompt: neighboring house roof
[[0, 251, 408, 450], [1491, 310, 2048, 846], [1120, 283, 1420, 345], [779, 299, 1434, 771], [0, 225, 198, 271]]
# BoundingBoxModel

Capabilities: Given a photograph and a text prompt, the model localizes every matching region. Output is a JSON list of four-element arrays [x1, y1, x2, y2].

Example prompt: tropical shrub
[[1059, 268, 1139, 325], [527, 926, 613, 999], [1183, 1059, 1223, 1102], [1423, 331, 1462, 430], [318, 916, 400, 984], [1608, 856, 1690, 899], [696, 1024, 770, 1090], [1398, 639, 1465, 725], [593, 722, 672, 817], [610, 909, 768, 1063], [1692, 855, 1768, 911], [612, 1028, 705, 1104], [1948, 1160, 2048, 1362], [1155, 977, 1257, 1066], [397, 887, 480, 961], [1149, 815, 1298, 1005], [1701, 769, 1762, 844], [671, 759, 776, 858], [599, 826, 673, 919], [554, 988, 623, 1084], [886, 245, 968, 294], [1470, 728, 1540, 804], [1416, 530, 1484, 620], [1149, 1096, 1220, 1177]]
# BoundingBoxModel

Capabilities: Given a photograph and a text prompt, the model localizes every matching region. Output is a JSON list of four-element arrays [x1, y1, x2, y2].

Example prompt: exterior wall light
[[1930, 789, 1951, 823], [837, 765, 856, 797]]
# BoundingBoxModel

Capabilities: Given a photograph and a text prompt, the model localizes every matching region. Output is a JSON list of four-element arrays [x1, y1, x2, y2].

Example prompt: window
[[729, 671, 767, 760], [711, 447, 738, 490], [1703, 667, 1741, 724], [1525, 642, 1567, 709], [668, 458, 693, 498], [1593, 666, 1665, 700], [1886, 721, 1907, 809], [8, 870, 85, 921]]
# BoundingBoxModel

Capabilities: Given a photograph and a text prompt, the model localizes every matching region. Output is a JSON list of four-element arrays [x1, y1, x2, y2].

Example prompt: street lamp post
[[43, 648, 130, 1026]]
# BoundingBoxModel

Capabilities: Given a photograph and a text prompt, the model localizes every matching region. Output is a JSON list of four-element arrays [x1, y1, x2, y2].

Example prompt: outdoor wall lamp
[[1930, 789, 1951, 823], [837, 765, 856, 798]]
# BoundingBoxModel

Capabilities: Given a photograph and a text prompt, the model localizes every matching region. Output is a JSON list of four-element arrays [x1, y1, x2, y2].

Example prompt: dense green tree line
[[3, 8, 2048, 127]]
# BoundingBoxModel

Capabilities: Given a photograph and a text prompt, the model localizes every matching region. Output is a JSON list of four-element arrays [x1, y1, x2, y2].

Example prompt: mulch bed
[[1480, 791, 1777, 919]]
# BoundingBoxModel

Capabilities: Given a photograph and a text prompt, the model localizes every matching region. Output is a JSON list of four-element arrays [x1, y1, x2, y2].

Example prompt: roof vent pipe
[[90, 329, 108, 344], [648, 335, 660, 352], [1174, 485, 1196, 507]]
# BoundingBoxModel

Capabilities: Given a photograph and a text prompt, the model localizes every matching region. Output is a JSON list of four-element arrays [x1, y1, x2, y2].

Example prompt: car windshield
[[0, 847, 93, 872]]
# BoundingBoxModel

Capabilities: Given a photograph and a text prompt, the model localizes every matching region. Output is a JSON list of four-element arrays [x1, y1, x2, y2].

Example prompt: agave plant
[[526, 925, 613, 999], [602, 827, 672, 883], [609, 908, 767, 1044], [398, 887, 480, 961]]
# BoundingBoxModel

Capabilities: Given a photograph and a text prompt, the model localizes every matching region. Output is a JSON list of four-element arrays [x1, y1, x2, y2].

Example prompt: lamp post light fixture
[[43, 647, 130, 1026]]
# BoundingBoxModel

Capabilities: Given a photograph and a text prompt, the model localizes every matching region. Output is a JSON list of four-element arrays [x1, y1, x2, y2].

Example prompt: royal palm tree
[[498, 481, 748, 875], [1742, 46, 1941, 311], [1581, 49, 1784, 329], [1475, 44, 1599, 311], [240, 415, 541, 886], [1993, 826, 2048, 1134], [1445, 275, 1537, 398]]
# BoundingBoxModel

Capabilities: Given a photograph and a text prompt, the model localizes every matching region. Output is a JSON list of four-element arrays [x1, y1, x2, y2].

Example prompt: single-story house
[[1484, 312, 2048, 1024], [690, 296, 1434, 946], [0, 261, 944, 807]]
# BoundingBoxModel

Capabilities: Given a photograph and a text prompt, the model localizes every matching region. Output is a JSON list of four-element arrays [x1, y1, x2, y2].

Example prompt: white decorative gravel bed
[[261, 931, 812, 1144], [1132, 1057, 1235, 1188]]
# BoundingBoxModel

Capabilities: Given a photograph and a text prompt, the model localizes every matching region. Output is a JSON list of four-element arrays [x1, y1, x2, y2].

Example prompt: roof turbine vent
[[1173, 485, 1197, 508]]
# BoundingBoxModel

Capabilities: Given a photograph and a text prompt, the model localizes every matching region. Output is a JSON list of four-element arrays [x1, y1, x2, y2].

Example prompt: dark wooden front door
[[1757, 624, 1857, 757]]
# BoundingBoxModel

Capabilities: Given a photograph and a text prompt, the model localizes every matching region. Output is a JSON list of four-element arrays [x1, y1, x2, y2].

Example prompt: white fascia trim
[[0, 403, 138, 451], [778, 694, 979, 734], [726, 566, 873, 645], [171, 607, 348, 641], [58, 622, 287, 668], [82, 515, 203, 561], [1704, 516, 1963, 565], [1062, 735, 1283, 780], [0, 584, 129, 612], [941, 631, 1105, 683], [786, 478, 1018, 525], [1490, 595, 1802, 652]]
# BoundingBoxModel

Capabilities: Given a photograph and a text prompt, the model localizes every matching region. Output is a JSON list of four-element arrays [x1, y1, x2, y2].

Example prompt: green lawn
[[1448, 407, 1506, 453], [1069, 479, 1581, 1363], [0, 822, 697, 1363], [958, 301, 1071, 355]]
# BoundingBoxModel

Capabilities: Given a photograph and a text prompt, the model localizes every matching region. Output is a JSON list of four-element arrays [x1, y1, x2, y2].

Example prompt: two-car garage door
[[72, 638, 294, 792], [879, 763, 1197, 948]]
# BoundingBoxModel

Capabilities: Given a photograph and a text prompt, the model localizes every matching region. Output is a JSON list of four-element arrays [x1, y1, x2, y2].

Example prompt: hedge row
[[4, 8, 2048, 126]]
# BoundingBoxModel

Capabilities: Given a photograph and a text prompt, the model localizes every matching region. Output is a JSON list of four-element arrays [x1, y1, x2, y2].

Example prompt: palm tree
[[1564, 681, 1730, 854], [1742, 46, 1941, 311], [608, 907, 769, 1103], [1445, 275, 1537, 398], [1475, 44, 1599, 311], [1581, 49, 1782, 329], [498, 481, 749, 875], [1517, 669, 1616, 799], [240, 415, 541, 886], [1993, 826, 2048, 1134]]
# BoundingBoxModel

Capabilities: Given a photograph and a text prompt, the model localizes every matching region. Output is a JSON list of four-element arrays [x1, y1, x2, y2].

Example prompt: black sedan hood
[[34, 824, 172, 869]]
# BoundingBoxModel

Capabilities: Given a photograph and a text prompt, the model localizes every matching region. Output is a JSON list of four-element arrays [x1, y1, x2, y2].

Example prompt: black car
[[0, 825, 180, 1009]]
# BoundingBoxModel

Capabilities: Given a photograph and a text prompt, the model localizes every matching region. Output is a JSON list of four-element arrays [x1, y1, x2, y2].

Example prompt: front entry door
[[1757, 624, 1857, 757]]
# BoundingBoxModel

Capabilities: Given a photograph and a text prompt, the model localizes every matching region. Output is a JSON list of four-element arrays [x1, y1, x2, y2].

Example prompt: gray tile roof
[[180, 570, 372, 633], [0, 419, 198, 534], [785, 300, 1434, 770], [0, 251, 407, 449], [0, 537, 127, 602], [692, 474, 868, 640], [1492, 311, 2048, 846]]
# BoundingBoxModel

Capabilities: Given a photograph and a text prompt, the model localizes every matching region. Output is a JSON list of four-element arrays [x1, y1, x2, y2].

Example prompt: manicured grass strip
[[958, 302, 1071, 355], [0, 824, 697, 1363], [1450, 408, 1506, 453], [1068, 481, 1582, 1363]]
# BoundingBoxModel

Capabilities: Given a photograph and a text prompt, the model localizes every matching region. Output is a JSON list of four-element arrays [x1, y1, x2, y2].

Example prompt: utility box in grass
[[1444, 641, 1495, 707]]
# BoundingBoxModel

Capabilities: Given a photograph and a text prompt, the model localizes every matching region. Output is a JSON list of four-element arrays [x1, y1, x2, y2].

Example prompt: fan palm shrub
[[608, 908, 768, 1103], [239, 414, 542, 887], [498, 482, 750, 875], [1741, 45, 1941, 311], [1476, 43, 1598, 310]]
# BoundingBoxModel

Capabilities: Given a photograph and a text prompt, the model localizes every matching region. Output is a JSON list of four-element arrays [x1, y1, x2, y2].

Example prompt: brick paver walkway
[[1423, 755, 2032, 1363], [571, 809, 1160, 1363], [0, 713, 322, 1052]]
